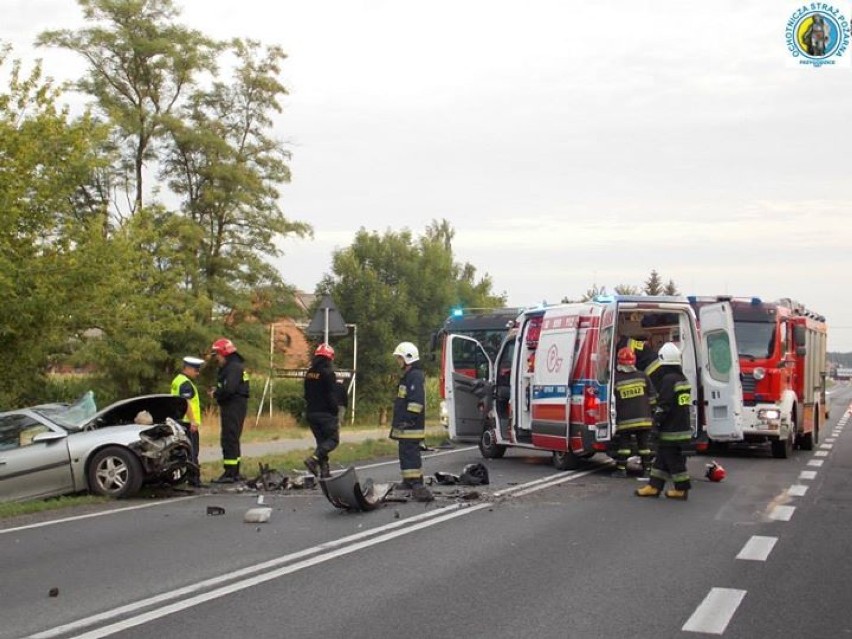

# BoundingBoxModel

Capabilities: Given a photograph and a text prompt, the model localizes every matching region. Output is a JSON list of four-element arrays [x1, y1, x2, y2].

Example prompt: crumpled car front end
[[132, 417, 194, 483]]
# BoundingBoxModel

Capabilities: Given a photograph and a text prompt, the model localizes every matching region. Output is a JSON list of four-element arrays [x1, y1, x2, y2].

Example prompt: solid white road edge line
[[26, 466, 601, 639], [0, 497, 197, 535], [682, 588, 747, 634], [736, 536, 777, 561]]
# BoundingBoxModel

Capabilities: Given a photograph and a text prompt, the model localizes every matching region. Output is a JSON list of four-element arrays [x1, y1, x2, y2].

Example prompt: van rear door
[[444, 334, 493, 442], [699, 302, 744, 441]]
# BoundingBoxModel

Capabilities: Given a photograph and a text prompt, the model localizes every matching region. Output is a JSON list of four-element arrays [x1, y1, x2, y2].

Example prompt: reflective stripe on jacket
[[655, 366, 692, 443], [390, 362, 425, 440]]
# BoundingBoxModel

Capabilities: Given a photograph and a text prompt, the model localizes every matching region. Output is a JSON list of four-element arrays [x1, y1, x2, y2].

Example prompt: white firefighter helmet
[[392, 341, 420, 365], [658, 342, 682, 366]]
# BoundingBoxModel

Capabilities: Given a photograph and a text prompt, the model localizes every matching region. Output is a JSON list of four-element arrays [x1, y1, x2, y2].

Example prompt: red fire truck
[[442, 296, 742, 470], [688, 296, 829, 458]]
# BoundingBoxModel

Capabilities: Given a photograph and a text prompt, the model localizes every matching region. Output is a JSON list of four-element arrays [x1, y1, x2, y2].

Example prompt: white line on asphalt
[[819, 443, 833, 450], [769, 505, 796, 521], [682, 588, 747, 634], [825, 438, 837, 443], [814, 450, 829, 457], [355, 445, 477, 471], [788, 484, 808, 497], [26, 465, 603, 639], [808, 459, 824, 467], [736, 536, 777, 561], [0, 497, 197, 535], [799, 470, 817, 480]]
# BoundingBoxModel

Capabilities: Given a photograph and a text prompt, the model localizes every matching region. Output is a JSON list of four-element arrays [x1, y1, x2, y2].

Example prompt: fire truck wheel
[[479, 429, 507, 459], [770, 432, 793, 459], [798, 414, 819, 451], [552, 450, 581, 471]]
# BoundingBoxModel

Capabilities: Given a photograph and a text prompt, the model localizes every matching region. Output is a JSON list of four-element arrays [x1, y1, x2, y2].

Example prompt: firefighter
[[303, 343, 340, 478], [390, 341, 433, 502], [636, 342, 692, 500], [170, 356, 205, 487], [209, 338, 250, 484], [611, 346, 656, 478]]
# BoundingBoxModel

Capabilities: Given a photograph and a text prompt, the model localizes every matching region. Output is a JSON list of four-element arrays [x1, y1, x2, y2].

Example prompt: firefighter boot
[[635, 484, 661, 498], [665, 489, 689, 501], [234, 462, 246, 482], [319, 459, 331, 478], [212, 467, 236, 484], [304, 456, 321, 477]]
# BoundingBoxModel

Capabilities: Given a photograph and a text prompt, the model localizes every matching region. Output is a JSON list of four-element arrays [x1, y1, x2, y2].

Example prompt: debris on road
[[243, 507, 273, 523]]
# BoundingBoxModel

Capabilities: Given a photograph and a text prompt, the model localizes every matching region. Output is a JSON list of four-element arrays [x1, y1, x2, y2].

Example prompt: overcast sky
[[4, 0, 852, 350]]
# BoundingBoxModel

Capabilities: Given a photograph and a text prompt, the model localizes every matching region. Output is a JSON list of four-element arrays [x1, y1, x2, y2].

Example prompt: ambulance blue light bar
[[451, 307, 464, 317]]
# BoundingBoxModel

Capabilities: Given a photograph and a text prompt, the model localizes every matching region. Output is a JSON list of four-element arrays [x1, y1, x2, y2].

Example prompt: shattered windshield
[[35, 391, 98, 430]]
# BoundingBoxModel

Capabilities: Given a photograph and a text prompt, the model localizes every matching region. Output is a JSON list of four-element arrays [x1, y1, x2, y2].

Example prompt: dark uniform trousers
[[220, 396, 247, 467], [307, 412, 340, 463]]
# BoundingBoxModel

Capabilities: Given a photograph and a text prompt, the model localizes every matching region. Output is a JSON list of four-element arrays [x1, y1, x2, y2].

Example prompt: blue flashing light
[[687, 295, 696, 303], [451, 307, 464, 317], [750, 297, 762, 305], [594, 294, 615, 303]]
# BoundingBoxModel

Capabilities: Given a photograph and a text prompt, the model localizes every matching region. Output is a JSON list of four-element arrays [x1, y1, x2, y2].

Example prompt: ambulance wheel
[[479, 429, 506, 459], [552, 450, 581, 471]]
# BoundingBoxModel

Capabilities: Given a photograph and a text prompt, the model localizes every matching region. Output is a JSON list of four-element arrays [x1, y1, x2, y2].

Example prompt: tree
[[644, 269, 663, 295], [0, 46, 109, 404], [614, 284, 640, 295], [318, 221, 504, 410], [37, 0, 219, 214], [663, 279, 679, 296], [162, 38, 311, 321]]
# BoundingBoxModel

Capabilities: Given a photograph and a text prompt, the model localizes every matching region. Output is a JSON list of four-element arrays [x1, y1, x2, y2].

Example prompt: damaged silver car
[[0, 391, 192, 502]]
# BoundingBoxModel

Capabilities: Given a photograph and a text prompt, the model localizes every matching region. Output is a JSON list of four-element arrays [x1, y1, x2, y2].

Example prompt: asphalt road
[[3, 384, 852, 639]]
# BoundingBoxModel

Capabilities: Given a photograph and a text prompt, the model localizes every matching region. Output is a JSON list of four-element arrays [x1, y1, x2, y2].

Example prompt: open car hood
[[83, 394, 188, 431]]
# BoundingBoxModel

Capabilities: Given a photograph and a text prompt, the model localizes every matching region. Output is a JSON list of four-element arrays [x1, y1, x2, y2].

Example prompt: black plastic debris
[[319, 466, 393, 511]]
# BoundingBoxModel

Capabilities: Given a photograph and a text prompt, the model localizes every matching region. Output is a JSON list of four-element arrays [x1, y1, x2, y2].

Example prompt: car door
[[699, 302, 744, 441], [444, 334, 493, 442], [0, 413, 74, 502]]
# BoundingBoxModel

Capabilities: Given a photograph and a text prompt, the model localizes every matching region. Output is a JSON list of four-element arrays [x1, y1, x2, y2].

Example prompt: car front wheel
[[88, 446, 144, 498]]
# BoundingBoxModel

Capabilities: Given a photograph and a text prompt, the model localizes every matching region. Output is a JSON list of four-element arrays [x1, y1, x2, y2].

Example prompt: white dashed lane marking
[[788, 484, 808, 497], [799, 470, 818, 480], [736, 536, 778, 561], [682, 588, 747, 634], [808, 459, 824, 467], [769, 505, 796, 521], [814, 451, 829, 457], [819, 443, 833, 450]]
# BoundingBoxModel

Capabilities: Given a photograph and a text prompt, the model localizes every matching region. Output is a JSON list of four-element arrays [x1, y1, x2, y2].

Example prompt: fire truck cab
[[443, 296, 743, 470], [688, 296, 828, 458]]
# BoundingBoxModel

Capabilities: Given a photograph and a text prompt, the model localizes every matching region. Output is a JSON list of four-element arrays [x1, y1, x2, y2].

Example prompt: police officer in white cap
[[171, 356, 205, 487]]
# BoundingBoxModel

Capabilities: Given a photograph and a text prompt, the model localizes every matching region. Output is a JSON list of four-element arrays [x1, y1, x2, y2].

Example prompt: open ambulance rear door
[[443, 334, 493, 442], [699, 302, 744, 442]]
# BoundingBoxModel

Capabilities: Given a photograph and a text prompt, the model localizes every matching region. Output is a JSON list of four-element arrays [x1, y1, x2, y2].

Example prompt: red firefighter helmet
[[617, 346, 636, 367], [315, 343, 335, 360], [210, 338, 237, 357], [705, 461, 726, 482]]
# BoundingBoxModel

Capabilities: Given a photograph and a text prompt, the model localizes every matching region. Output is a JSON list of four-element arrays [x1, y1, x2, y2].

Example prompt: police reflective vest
[[171, 373, 201, 425]]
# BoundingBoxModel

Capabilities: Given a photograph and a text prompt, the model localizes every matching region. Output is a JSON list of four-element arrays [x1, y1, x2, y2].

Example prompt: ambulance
[[442, 295, 743, 470]]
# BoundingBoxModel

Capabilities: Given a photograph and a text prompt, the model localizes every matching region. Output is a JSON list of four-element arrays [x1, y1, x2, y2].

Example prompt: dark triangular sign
[[306, 295, 348, 337]]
